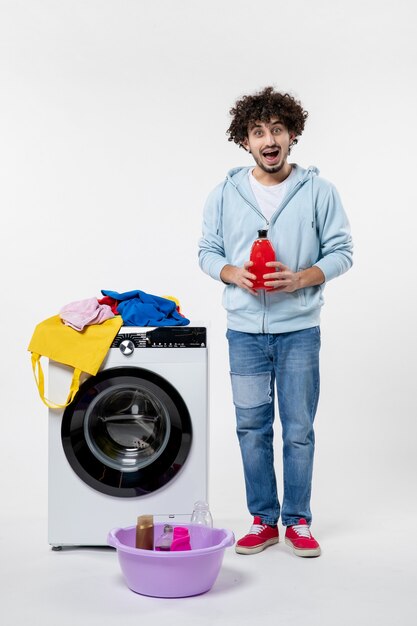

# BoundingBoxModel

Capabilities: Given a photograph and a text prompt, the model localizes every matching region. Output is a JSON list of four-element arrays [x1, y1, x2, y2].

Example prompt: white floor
[[2, 513, 415, 626]]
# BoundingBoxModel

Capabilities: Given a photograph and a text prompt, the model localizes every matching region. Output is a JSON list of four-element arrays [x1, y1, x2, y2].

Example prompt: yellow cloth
[[28, 315, 123, 409]]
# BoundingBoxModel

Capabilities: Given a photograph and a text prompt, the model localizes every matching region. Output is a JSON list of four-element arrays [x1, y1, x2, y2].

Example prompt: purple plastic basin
[[108, 523, 235, 598]]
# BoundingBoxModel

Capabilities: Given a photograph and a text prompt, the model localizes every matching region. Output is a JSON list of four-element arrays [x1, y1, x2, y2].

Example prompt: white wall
[[1, 0, 416, 524]]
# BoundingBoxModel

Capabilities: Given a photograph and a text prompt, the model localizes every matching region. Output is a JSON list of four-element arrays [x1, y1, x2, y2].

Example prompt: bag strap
[[31, 353, 81, 409]]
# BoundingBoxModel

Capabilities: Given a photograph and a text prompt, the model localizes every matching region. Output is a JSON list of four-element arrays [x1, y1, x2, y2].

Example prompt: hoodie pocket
[[298, 289, 307, 307], [222, 284, 259, 313], [297, 269, 323, 309]]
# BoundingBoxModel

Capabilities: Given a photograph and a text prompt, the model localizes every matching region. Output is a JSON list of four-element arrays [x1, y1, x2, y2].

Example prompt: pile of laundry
[[59, 289, 190, 331]]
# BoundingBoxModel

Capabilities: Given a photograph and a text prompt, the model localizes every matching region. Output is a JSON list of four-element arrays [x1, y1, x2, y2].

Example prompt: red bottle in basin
[[249, 229, 276, 291]]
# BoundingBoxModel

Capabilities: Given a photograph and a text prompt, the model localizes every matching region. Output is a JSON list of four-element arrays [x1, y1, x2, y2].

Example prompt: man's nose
[[264, 130, 275, 144]]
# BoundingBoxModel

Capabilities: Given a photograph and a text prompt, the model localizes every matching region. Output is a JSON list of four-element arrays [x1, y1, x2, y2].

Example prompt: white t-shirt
[[249, 167, 295, 221]]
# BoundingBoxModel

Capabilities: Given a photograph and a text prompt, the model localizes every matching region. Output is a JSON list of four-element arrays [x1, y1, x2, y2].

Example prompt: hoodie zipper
[[261, 290, 266, 333]]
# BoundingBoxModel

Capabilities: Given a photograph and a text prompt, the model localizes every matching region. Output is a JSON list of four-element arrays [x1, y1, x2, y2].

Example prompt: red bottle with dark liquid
[[249, 229, 276, 291]]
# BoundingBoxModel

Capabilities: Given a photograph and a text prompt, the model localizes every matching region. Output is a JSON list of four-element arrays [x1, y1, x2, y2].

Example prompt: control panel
[[111, 327, 207, 349]]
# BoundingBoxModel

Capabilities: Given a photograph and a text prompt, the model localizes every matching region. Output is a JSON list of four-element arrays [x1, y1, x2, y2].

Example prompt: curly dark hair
[[227, 86, 308, 148]]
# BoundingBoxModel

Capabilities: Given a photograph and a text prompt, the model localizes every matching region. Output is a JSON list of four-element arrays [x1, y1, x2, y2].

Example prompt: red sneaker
[[285, 519, 321, 557], [235, 516, 279, 555]]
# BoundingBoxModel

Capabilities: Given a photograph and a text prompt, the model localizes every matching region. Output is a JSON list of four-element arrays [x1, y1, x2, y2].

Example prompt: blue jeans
[[226, 327, 321, 527]]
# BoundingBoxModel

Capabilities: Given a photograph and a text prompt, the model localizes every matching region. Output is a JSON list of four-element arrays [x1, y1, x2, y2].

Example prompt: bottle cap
[[257, 229, 268, 238], [136, 514, 153, 529], [193, 500, 209, 509]]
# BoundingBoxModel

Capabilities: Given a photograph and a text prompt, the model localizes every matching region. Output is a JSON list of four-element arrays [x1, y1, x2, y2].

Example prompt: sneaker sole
[[235, 537, 279, 555], [284, 537, 321, 557]]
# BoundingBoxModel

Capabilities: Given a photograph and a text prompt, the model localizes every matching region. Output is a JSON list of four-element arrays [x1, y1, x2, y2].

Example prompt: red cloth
[[98, 296, 119, 315]]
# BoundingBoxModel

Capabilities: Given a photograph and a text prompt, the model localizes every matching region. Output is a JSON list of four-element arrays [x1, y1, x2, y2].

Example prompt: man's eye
[[272, 127, 282, 134]]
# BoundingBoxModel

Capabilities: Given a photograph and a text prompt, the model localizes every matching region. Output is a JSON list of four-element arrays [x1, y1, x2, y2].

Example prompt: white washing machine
[[48, 325, 208, 548]]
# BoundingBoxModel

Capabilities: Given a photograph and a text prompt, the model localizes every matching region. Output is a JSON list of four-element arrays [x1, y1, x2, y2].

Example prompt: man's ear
[[242, 138, 250, 153]]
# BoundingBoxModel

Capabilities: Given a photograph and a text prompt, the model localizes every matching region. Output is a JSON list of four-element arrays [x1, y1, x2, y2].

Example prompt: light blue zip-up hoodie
[[198, 164, 353, 333]]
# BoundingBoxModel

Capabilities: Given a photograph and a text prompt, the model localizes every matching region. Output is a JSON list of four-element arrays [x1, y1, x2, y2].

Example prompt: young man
[[198, 86, 353, 557]]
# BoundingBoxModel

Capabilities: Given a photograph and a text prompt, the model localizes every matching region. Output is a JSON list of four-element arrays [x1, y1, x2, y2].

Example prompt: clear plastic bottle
[[249, 229, 276, 291], [154, 524, 174, 551], [190, 500, 213, 527]]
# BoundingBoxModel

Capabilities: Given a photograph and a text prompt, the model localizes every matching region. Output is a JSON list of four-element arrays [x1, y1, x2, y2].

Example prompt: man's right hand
[[220, 262, 258, 296]]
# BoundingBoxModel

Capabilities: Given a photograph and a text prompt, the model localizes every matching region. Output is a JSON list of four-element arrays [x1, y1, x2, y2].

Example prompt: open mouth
[[262, 148, 280, 163]]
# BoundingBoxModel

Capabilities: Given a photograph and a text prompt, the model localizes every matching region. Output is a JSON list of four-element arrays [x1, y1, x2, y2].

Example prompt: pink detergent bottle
[[249, 229, 276, 291]]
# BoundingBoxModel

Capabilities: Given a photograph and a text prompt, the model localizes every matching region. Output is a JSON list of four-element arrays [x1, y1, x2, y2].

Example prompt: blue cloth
[[227, 326, 320, 527], [101, 290, 190, 327]]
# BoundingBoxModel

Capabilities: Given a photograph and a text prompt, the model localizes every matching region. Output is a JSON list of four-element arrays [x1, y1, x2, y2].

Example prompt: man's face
[[243, 118, 295, 174]]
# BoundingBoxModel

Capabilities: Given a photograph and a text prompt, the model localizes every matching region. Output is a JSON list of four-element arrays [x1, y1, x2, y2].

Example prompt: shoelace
[[292, 524, 312, 538], [249, 523, 267, 535]]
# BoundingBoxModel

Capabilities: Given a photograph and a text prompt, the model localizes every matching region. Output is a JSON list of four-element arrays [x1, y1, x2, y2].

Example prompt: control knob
[[120, 339, 135, 356]]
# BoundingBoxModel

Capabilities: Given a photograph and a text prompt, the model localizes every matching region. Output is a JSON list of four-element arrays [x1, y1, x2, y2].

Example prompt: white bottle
[[190, 500, 213, 527]]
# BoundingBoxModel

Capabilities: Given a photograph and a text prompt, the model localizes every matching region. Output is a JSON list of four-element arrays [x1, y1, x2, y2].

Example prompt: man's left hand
[[263, 262, 325, 292], [263, 262, 301, 292]]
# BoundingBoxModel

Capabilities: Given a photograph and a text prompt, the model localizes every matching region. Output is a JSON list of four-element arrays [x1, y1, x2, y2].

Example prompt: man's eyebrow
[[249, 119, 284, 129]]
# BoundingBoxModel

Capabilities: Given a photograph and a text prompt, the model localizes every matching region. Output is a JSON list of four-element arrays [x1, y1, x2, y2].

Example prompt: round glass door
[[61, 367, 192, 497]]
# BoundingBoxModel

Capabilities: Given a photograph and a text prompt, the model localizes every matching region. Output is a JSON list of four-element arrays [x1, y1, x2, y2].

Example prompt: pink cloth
[[59, 297, 115, 331]]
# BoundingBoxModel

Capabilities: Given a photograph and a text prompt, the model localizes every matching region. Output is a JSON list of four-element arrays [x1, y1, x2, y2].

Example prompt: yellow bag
[[28, 315, 123, 409]]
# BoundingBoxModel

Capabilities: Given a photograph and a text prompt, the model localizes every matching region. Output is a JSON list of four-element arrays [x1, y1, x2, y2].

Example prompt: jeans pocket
[[230, 371, 272, 409]]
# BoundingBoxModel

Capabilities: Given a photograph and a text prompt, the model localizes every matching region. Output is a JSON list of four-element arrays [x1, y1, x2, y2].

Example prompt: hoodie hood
[[226, 164, 319, 187], [226, 164, 320, 228]]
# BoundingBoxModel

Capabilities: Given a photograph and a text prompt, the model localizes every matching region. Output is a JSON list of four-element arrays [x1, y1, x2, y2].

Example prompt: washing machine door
[[61, 367, 192, 497]]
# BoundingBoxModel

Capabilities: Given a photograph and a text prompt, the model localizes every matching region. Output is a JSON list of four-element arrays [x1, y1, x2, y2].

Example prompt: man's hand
[[263, 262, 325, 292], [220, 262, 258, 296]]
